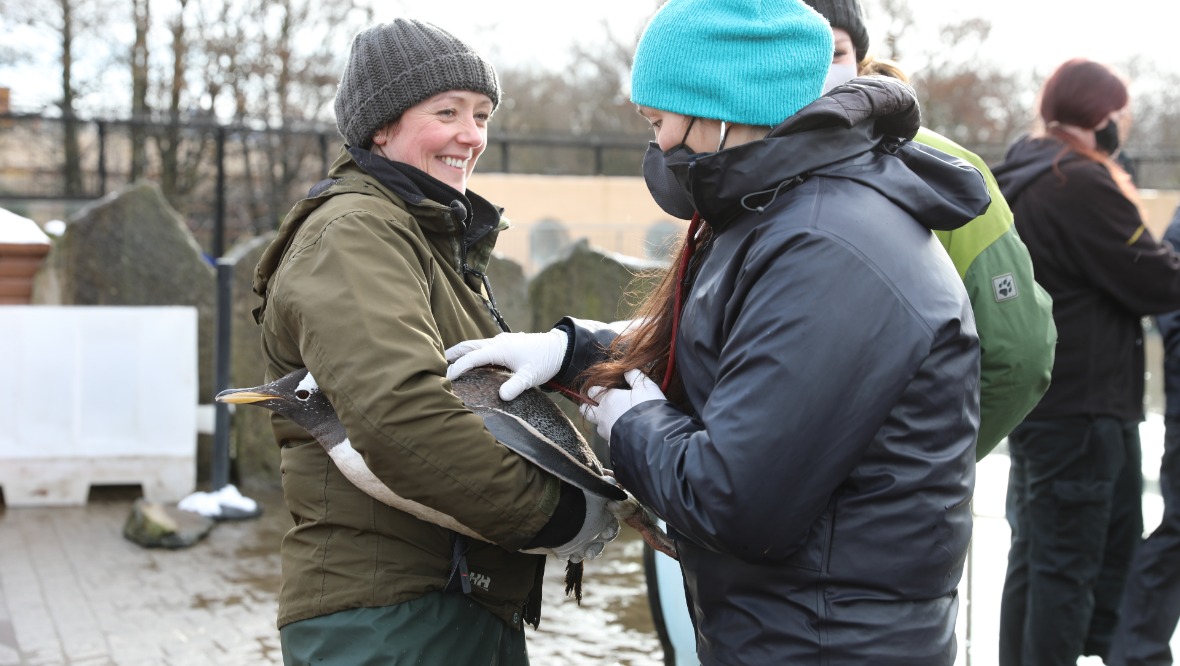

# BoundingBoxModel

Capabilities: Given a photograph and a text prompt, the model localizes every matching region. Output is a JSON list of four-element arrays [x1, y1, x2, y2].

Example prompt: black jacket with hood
[[561, 77, 986, 664], [993, 135, 1180, 421]]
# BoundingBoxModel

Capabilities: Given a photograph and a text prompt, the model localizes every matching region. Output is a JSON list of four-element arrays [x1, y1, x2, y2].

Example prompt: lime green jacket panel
[[957, 226, 1056, 457], [919, 128, 1057, 459], [921, 127, 1011, 278]]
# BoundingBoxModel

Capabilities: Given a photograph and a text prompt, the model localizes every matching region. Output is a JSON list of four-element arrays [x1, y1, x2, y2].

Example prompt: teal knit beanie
[[631, 0, 834, 127]]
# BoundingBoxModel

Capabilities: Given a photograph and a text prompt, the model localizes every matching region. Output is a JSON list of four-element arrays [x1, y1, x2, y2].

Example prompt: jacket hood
[[683, 76, 990, 231], [991, 135, 1072, 205]]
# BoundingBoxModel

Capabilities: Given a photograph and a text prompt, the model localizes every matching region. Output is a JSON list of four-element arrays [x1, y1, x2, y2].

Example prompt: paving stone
[[0, 487, 285, 665], [67, 656, 114, 666]]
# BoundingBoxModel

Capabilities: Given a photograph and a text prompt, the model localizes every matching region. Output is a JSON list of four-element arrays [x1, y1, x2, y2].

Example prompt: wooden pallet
[[0, 240, 51, 304]]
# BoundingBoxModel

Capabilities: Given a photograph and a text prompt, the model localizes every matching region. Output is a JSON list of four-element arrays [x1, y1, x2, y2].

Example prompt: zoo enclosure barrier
[[0, 113, 651, 258], [3, 113, 1180, 260]]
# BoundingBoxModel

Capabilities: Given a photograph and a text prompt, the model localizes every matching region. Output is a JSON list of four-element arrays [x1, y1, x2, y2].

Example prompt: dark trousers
[[999, 416, 1143, 666], [280, 592, 529, 666], [1108, 416, 1180, 665]]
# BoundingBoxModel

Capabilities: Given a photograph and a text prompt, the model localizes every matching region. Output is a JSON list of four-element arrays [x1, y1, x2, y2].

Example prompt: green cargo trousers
[[280, 592, 529, 665]]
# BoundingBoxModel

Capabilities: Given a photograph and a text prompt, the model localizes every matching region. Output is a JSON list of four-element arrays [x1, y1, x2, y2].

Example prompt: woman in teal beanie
[[447, 0, 988, 662]]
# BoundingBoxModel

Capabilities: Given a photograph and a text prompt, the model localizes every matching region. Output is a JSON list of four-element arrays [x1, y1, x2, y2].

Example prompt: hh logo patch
[[992, 273, 1018, 302], [469, 572, 491, 592]]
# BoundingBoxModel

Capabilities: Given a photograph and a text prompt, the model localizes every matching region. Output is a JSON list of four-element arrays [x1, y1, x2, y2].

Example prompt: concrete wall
[[1142, 189, 1180, 240], [467, 174, 677, 275]]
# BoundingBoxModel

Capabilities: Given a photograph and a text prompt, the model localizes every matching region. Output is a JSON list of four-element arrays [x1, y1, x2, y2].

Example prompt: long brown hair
[[577, 217, 713, 406], [1034, 58, 1141, 213], [858, 54, 910, 83]]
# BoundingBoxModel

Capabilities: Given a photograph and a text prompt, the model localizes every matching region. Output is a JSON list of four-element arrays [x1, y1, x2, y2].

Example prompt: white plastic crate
[[0, 306, 198, 506]]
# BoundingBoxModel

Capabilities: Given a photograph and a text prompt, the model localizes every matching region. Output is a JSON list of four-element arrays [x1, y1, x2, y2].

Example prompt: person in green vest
[[805, 0, 1056, 459]]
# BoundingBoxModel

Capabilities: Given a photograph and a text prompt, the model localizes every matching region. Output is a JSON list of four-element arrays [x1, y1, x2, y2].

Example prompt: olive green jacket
[[920, 128, 1057, 458], [253, 147, 561, 630]]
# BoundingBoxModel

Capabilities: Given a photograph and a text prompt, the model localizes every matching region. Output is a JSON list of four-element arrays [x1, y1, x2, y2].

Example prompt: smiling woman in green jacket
[[250, 19, 619, 666]]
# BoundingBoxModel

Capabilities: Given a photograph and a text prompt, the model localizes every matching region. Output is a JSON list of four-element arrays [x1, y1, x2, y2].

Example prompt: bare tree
[[3, 0, 110, 194], [58, 0, 85, 194], [869, 0, 915, 63], [244, 0, 370, 229], [863, 0, 1034, 158], [907, 18, 1035, 153], [129, 0, 149, 178], [116, 0, 368, 236], [567, 25, 652, 136], [489, 15, 652, 175], [1119, 63, 1180, 187], [0, 15, 26, 68], [150, 0, 203, 200]]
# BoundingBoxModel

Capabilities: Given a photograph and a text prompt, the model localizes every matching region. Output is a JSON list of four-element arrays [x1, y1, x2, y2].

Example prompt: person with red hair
[[993, 57, 1180, 666]]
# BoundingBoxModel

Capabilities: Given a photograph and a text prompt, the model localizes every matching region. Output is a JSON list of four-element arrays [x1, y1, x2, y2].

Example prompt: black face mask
[[1094, 119, 1121, 156], [642, 142, 702, 220], [642, 118, 707, 220]]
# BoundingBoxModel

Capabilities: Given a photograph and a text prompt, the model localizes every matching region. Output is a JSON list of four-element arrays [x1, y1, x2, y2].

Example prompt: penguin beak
[[216, 390, 280, 404]]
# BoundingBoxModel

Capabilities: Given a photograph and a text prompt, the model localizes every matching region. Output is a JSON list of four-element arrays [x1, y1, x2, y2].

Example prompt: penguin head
[[216, 368, 343, 446]]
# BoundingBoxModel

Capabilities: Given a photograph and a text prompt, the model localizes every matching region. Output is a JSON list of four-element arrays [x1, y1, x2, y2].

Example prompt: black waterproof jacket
[[1158, 209, 1180, 418], [994, 136, 1180, 421], [564, 78, 986, 664]]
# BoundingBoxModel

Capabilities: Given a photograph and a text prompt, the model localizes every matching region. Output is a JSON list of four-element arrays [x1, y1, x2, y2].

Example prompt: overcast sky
[[386, 0, 1176, 79], [2, 0, 1172, 115]]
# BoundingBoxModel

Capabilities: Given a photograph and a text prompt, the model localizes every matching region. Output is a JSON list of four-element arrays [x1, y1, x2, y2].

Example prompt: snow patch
[[0, 208, 51, 244], [178, 484, 259, 518]]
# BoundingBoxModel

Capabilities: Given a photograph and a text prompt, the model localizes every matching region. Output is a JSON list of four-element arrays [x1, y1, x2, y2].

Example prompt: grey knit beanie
[[334, 19, 501, 148], [803, 0, 870, 62]]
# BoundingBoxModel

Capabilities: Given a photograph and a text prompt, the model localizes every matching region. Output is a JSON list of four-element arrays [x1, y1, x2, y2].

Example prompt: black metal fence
[[0, 114, 650, 256], [4, 113, 1179, 257], [968, 144, 1180, 195]]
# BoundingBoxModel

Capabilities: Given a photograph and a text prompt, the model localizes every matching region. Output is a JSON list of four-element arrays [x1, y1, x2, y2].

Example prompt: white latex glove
[[580, 368, 666, 442], [445, 329, 569, 401], [523, 490, 622, 563]]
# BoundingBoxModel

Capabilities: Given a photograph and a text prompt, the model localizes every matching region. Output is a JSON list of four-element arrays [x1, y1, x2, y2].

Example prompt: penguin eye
[[295, 390, 311, 401]]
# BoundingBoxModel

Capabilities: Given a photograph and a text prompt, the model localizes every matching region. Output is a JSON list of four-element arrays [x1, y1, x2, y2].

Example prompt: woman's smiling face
[[372, 90, 494, 192]]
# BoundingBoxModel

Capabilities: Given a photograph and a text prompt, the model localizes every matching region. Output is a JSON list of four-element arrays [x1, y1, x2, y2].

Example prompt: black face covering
[[642, 142, 701, 220], [1094, 118, 1121, 156], [642, 118, 706, 220]]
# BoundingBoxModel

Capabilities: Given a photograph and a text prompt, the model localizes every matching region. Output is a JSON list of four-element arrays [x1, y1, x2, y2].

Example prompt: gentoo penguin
[[217, 368, 493, 542], [216, 366, 677, 601]]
